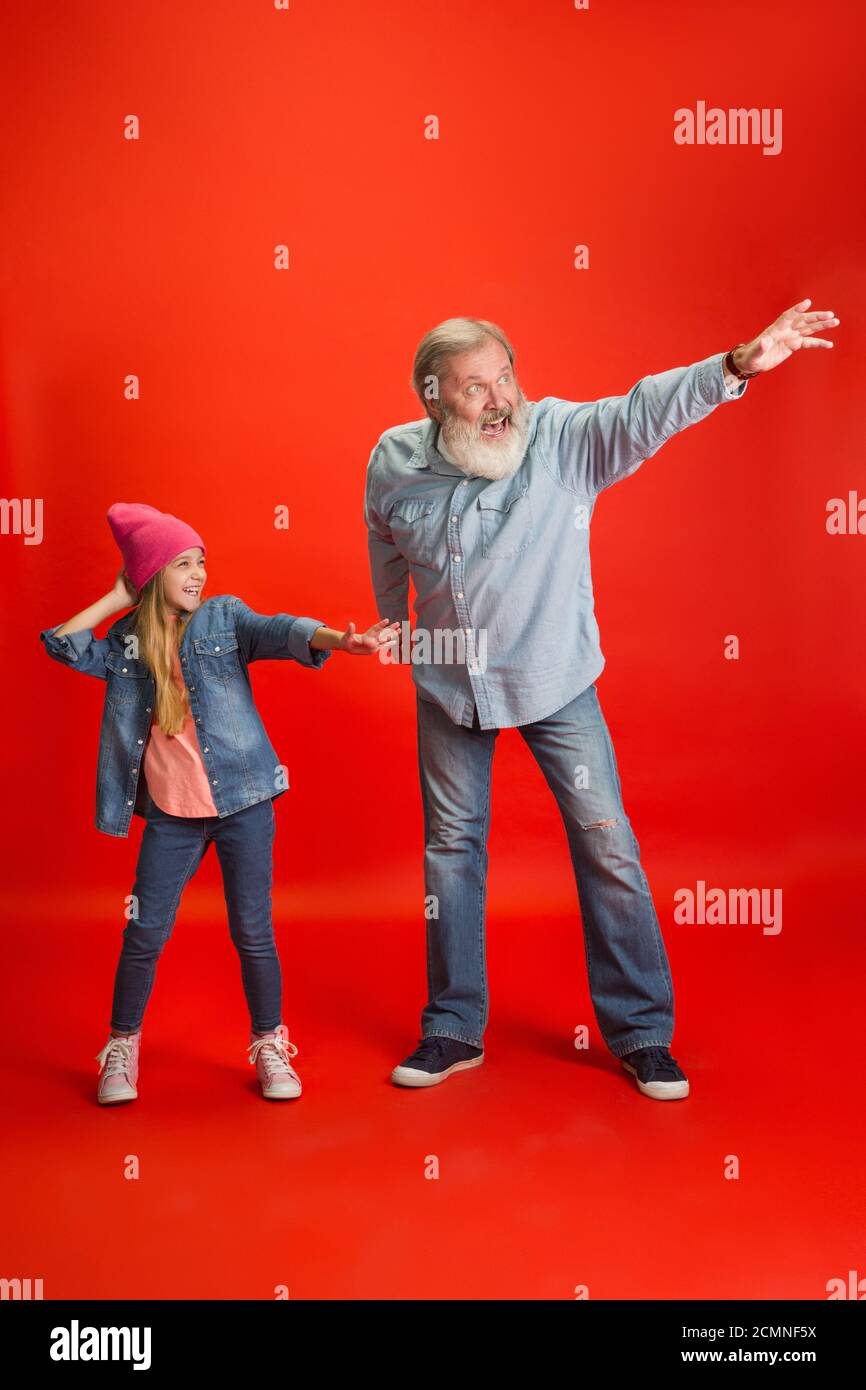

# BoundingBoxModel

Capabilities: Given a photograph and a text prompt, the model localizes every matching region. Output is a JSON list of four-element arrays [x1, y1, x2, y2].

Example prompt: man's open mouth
[[480, 417, 509, 438]]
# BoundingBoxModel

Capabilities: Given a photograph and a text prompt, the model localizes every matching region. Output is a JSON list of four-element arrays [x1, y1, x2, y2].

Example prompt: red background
[[2, 0, 864, 1299]]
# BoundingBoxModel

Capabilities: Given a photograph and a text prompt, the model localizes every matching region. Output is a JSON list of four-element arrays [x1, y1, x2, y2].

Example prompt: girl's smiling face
[[164, 548, 206, 616]]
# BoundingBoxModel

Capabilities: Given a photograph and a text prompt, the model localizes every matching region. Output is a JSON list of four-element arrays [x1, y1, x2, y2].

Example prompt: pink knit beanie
[[107, 503, 205, 593]]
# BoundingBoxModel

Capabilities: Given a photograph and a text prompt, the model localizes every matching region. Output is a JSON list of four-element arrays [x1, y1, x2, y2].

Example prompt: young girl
[[39, 502, 399, 1105]]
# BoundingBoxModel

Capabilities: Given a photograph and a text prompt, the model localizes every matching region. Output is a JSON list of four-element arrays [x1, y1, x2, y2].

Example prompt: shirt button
[[137, 738, 143, 745], [456, 592, 464, 598], [146, 706, 152, 713], [462, 480, 468, 487], [127, 800, 133, 807], [214, 646, 220, 652], [204, 746, 210, 753], [451, 516, 458, 523], [452, 555, 460, 563], [121, 667, 128, 673], [211, 779, 218, 785]]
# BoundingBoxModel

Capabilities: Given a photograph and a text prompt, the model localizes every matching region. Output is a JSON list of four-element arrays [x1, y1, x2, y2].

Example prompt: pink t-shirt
[[143, 618, 219, 817]]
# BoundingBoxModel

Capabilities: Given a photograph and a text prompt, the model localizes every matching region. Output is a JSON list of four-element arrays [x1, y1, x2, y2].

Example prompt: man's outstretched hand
[[735, 298, 840, 375], [339, 618, 401, 655]]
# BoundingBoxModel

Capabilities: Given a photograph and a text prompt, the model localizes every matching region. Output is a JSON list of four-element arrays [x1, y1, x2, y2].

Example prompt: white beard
[[437, 391, 532, 480]]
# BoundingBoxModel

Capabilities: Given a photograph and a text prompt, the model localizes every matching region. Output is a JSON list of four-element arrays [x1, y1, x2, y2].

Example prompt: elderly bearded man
[[364, 302, 838, 1100]]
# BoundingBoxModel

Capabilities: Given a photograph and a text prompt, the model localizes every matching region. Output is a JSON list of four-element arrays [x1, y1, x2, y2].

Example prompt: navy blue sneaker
[[621, 1046, 689, 1100], [391, 1035, 484, 1088]]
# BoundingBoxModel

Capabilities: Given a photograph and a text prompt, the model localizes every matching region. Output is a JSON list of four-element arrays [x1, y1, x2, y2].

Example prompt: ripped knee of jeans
[[580, 817, 619, 830]]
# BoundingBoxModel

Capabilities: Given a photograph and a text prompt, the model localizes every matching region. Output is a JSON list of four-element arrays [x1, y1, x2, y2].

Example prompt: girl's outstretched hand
[[339, 618, 401, 656]]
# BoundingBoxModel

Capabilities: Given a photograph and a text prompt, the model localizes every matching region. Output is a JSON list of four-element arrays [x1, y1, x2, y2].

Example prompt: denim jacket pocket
[[477, 478, 534, 559], [192, 631, 242, 684], [104, 650, 151, 703], [388, 496, 436, 567]]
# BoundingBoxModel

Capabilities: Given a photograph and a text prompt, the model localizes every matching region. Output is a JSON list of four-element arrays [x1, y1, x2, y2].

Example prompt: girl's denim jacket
[[39, 594, 331, 837]]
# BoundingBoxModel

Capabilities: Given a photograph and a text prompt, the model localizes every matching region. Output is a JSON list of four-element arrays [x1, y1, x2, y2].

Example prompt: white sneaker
[[248, 1028, 302, 1100], [95, 1030, 141, 1104]]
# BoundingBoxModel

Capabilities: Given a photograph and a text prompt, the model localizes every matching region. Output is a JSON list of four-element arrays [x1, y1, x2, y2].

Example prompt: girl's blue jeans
[[416, 682, 675, 1058], [109, 796, 282, 1034]]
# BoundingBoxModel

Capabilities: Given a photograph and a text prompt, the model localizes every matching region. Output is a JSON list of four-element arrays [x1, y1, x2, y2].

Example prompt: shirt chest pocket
[[192, 632, 242, 685], [477, 479, 534, 559], [388, 496, 436, 567], [105, 651, 151, 703]]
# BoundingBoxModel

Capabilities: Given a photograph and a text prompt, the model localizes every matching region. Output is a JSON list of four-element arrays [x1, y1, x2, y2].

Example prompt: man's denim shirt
[[38, 595, 331, 838], [364, 351, 747, 730]]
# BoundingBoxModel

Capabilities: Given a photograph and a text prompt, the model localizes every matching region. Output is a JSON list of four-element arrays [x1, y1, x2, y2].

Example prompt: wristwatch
[[723, 344, 759, 379]]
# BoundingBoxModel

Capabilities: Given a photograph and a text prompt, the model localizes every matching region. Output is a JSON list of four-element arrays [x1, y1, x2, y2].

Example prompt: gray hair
[[410, 317, 516, 417]]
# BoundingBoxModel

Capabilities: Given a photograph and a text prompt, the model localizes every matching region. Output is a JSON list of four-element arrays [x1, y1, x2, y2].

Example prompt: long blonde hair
[[129, 570, 194, 736]]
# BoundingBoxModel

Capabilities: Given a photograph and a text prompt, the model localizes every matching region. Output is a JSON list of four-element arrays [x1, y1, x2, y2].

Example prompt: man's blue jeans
[[109, 797, 282, 1034], [416, 683, 674, 1058]]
